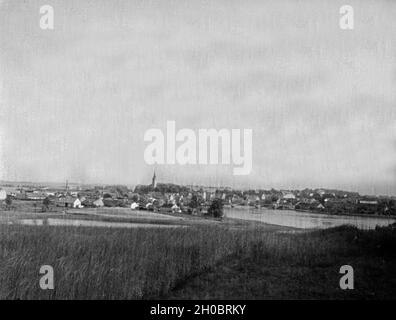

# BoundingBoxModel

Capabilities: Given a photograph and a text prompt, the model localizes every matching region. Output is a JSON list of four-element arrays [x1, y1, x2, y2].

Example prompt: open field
[[0, 205, 395, 299]]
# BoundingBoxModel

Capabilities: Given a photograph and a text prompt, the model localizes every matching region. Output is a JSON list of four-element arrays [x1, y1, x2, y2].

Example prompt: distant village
[[1, 172, 396, 217]]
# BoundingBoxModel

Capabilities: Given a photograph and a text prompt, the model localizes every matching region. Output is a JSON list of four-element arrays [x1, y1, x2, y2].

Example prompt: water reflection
[[11, 218, 185, 229], [225, 207, 396, 230]]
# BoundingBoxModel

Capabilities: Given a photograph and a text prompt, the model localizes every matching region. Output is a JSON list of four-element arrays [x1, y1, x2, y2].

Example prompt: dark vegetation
[[0, 223, 395, 299], [167, 225, 396, 299]]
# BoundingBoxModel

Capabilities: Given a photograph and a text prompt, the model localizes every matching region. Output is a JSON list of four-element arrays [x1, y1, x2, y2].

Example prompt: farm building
[[56, 195, 75, 208]]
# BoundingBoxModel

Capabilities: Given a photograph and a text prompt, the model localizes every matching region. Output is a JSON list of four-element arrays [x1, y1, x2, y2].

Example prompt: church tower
[[151, 171, 157, 189]]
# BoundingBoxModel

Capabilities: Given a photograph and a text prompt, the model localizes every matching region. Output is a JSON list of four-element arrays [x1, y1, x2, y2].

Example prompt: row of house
[[2, 174, 395, 216]]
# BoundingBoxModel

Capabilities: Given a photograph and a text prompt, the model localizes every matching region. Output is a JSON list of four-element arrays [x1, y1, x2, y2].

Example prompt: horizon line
[[1, 179, 396, 198]]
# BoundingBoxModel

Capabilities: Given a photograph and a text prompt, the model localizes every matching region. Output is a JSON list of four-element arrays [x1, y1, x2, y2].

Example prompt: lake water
[[10, 218, 185, 229], [225, 207, 396, 230], [5, 209, 395, 230]]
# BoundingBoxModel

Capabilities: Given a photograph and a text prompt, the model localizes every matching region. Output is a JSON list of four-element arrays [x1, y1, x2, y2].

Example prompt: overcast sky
[[1, 0, 395, 195]]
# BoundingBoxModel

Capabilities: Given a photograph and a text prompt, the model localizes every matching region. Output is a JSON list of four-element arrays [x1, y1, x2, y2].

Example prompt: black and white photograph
[[0, 0, 396, 307]]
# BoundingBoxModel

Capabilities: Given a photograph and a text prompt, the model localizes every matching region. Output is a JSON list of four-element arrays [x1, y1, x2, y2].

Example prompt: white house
[[73, 198, 84, 208], [282, 193, 296, 200], [171, 203, 181, 213], [93, 198, 104, 207], [0, 189, 6, 201]]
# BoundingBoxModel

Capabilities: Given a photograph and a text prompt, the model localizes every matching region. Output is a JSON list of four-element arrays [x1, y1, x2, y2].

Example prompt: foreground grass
[[0, 223, 270, 299], [168, 225, 396, 299], [0, 223, 395, 299]]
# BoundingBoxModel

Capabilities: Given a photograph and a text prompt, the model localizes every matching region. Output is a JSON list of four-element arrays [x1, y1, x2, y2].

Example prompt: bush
[[103, 198, 122, 207]]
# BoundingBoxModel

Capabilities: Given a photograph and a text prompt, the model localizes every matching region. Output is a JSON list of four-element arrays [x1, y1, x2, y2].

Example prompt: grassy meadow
[[0, 219, 396, 299]]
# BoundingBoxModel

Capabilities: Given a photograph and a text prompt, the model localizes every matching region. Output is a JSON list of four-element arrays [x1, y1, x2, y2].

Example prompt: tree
[[5, 196, 12, 210], [189, 195, 200, 209], [42, 197, 51, 212], [207, 199, 224, 218]]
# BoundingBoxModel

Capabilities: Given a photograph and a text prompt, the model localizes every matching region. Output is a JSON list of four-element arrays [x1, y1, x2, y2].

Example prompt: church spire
[[151, 170, 157, 189]]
